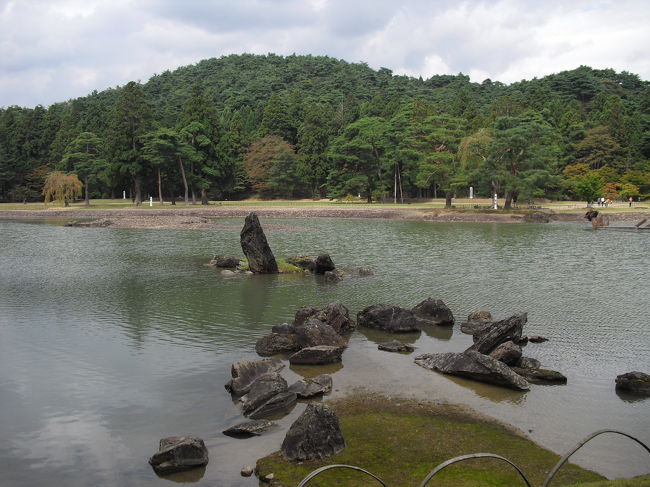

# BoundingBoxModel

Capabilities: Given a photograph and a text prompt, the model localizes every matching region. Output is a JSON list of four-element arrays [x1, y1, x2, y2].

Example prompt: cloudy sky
[[1, 0, 649, 108]]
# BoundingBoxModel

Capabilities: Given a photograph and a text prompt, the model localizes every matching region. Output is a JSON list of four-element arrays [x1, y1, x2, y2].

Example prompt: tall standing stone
[[240, 213, 278, 273]]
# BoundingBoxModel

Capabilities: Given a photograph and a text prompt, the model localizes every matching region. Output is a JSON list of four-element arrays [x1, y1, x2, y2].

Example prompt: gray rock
[[255, 333, 300, 356], [241, 466, 255, 477], [240, 212, 278, 274], [225, 358, 284, 396], [314, 253, 336, 274], [240, 373, 288, 415], [248, 391, 298, 419], [293, 306, 319, 327], [489, 341, 522, 366], [357, 304, 420, 333], [378, 340, 415, 353], [149, 436, 209, 475], [223, 420, 277, 437], [281, 403, 345, 461], [615, 371, 650, 394], [289, 345, 345, 365], [460, 320, 492, 335], [324, 269, 347, 282], [511, 367, 567, 384], [529, 335, 549, 343], [358, 267, 374, 276], [415, 350, 530, 391], [468, 310, 492, 322], [211, 255, 241, 268], [288, 374, 333, 398], [295, 318, 348, 349], [469, 313, 527, 354], [315, 301, 355, 334], [411, 298, 455, 327]]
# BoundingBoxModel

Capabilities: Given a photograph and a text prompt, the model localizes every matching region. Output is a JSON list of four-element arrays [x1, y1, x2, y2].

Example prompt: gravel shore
[[0, 205, 645, 229]]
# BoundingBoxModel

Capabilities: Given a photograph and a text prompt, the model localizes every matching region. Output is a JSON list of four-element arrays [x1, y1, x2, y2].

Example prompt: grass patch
[[236, 258, 303, 274], [256, 394, 604, 487]]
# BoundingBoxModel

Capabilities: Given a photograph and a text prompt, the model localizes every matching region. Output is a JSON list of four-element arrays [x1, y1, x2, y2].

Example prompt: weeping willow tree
[[43, 171, 83, 207]]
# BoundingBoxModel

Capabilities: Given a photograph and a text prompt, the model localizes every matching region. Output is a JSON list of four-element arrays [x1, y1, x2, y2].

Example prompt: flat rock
[[615, 371, 650, 394], [415, 350, 530, 391], [529, 335, 549, 343], [289, 345, 344, 365], [255, 333, 299, 356], [281, 403, 345, 461], [149, 436, 209, 475], [225, 357, 284, 396], [357, 304, 420, 333], [411, 298, 455, 327], [240, 373, 288, 415], [287, 254, 315, 271], [517, 357, 541, 369], [358, 267, 374, 276], [378, 340, 415, 353], [223, 419, 277, 437], [248, 391, 298, 419], [288, 374, 333, 398], [211, 255, 241, 268], [240, 212, 278, 273]]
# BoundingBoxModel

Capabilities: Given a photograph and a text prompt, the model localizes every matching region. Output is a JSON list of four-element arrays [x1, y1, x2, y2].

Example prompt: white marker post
[[469, 186, 474, 199], [492, 193, 498, 209], [123, 190, 126, 199], [149, 196, 153, 207]]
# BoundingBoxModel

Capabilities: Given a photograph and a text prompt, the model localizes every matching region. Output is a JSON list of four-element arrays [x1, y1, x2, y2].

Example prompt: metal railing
[[294, 429, 650, 487]]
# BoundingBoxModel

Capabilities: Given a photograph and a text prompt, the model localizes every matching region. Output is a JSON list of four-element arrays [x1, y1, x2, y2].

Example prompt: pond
[[0, 217, 648, 486]]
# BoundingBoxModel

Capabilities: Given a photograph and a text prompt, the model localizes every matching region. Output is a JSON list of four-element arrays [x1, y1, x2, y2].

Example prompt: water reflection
[[356, 327, 421, 345], [156, 466, 206, 483], [289, 362, 344, 378], [421, 324, 454, 341]]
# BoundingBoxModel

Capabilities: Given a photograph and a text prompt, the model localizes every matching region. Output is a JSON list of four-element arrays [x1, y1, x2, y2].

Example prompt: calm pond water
[[0, 217, 648, 486]]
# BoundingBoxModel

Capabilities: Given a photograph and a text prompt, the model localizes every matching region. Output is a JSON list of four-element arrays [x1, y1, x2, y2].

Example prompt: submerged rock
[[415, 350, 530, 391], [411, 298, 455, 327], [357, 304, 420, 333], [248, 391, 297, 419], [240, 212, 278, 273], [378, 340, 415, 353], [149, 436, 209, 475], [281, 403, 345, 461], [223, 419, 277, 437], [511, 367, 567, 384], [314, 253, 336, 274]]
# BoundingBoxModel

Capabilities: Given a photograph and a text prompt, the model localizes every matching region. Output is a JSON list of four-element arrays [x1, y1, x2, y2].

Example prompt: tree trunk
[[178, 156, 189, 205], [169, 188, 176, 205], [84, 175, 90, 206], [397, 164, 404, 204], [201, 188, 209, 205], [433, 183, 437, 199], [393, 168, 397, 204], [445, 192, 453, 208], [190, 161, 196, 205], [504, 190, 513, 210], [157, 167, 164, 205], [134, 176, 142, 206]]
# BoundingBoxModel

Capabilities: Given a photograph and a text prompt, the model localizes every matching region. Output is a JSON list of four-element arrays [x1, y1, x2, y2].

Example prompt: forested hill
[[1, 53, 649, 205]]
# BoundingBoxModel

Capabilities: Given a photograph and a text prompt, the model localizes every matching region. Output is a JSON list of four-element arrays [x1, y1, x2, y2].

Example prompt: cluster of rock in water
[[149, 213, 650, 478]]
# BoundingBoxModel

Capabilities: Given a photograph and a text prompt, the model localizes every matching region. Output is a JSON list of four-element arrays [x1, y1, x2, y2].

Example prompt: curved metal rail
[[296, 464, 388, 487], [543, 429, 650, 487], [418, 453, 532, 487]]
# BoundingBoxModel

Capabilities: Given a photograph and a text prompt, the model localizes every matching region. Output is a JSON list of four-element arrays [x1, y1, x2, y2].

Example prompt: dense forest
[[1, 53, 649, 207]]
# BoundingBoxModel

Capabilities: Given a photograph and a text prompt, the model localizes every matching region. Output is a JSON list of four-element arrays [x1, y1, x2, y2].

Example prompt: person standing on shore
[[629, 196, 633, 207]]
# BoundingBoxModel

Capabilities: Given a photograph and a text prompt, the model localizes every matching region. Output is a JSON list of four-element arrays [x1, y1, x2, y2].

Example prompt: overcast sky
[[1, 0, 649, 108]]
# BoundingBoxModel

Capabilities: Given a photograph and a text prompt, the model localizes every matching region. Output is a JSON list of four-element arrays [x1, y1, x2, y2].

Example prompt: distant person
[[629, 196, 633, 207], [605, 198, 611, 207]]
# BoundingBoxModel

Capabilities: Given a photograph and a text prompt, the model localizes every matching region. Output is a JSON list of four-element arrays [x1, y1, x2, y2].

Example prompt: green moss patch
[[256, 394, 604, 487]]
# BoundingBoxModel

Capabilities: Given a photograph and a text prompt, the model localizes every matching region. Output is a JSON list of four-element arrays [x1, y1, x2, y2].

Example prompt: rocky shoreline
[[1, 205, 647, 229]]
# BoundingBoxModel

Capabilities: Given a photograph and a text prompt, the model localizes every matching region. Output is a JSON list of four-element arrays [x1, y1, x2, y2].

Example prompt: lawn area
[[255, 394, 612, 487]]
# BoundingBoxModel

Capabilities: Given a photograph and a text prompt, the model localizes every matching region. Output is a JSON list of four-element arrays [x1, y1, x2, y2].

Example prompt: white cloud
[[1, 0, 649, 107]]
